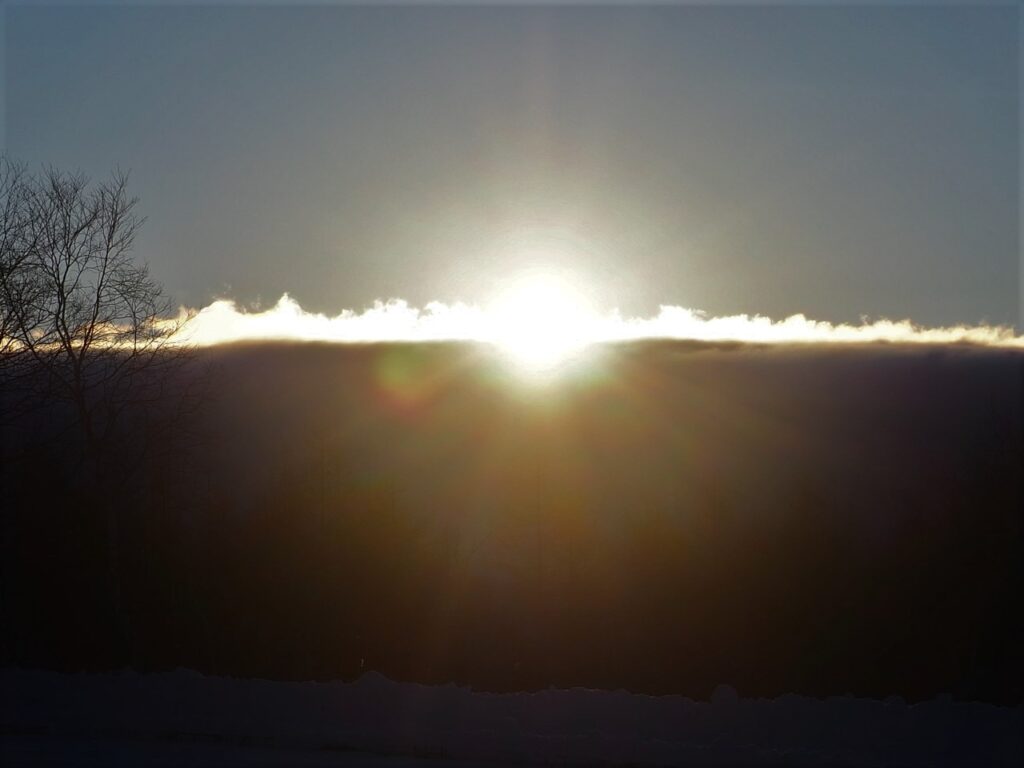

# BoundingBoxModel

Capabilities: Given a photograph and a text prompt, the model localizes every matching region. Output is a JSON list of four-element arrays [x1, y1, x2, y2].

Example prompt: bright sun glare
[[486, 273, 597, 374]]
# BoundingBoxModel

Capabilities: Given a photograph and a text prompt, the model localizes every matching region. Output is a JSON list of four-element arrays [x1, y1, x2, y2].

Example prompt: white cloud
[[173, 293, 1024, 348]]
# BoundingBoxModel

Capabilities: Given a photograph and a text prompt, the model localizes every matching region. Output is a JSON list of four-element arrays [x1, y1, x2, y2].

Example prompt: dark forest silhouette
[[3, 337, 1022, 705]]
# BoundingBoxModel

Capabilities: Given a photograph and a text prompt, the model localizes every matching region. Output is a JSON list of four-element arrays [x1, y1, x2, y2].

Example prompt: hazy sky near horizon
[[4, 3, 1020, 327]]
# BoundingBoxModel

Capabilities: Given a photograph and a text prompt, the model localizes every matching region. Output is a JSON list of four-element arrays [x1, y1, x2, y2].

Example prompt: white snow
[[3, 668, 1021, 766]]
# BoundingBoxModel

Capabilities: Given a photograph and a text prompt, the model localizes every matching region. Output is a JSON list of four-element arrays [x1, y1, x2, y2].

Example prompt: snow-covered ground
[[2, 668, 1021, 766]]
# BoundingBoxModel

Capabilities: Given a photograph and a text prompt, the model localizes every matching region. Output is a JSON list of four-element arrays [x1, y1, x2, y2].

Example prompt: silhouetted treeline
[[2, 340, 1022, 704]]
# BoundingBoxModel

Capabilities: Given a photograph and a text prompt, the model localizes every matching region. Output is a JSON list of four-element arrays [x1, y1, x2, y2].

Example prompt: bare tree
[[2, 164, 194, 460], [0, 161, 200, 660]]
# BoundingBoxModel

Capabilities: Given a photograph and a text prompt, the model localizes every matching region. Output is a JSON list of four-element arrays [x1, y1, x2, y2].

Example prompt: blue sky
[[4, 3, 1020, 327]]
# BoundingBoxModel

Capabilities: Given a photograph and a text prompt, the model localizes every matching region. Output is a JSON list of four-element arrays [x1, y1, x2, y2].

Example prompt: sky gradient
[[4, 3, 1020, 328]]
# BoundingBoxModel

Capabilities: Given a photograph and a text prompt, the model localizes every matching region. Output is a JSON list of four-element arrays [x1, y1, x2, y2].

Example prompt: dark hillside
[[2, 341, 1022, 704]]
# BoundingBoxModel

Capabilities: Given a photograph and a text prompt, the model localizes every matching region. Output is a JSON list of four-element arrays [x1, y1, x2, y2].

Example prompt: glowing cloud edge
[[169, 294, 1024, 349]]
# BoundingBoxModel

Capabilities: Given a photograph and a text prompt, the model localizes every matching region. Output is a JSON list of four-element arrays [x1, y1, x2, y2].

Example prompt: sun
[[486, 272, 597, 374]]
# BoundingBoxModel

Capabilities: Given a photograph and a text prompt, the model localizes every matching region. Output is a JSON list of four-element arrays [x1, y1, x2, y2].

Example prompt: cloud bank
[[175, 294, 1024, 348]]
